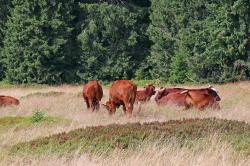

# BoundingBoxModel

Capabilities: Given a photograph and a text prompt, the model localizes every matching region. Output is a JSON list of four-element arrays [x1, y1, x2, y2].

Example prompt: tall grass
[[2, 137, 250, 166]]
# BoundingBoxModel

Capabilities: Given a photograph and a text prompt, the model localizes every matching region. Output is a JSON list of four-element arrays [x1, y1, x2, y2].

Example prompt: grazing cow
[[136, 84, 156, 103], [103, 80, 137, 115], [83, 80, 103, 112], [0, 96, 19, 106], [155, 86, 221, 110]]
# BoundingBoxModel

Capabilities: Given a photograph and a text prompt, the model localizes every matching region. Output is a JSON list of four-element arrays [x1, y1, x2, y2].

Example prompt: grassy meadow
[[0, 82, 250, 165]]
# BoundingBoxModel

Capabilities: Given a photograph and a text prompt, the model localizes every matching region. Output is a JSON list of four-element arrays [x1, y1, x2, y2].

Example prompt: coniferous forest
[[0, 0, 249, 84]]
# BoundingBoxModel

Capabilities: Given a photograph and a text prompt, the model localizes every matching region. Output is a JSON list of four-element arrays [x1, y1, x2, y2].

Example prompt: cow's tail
[[92, 85, 100, 111]]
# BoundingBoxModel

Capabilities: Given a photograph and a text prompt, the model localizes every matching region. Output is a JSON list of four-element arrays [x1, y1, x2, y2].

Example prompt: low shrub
[[31, 111, 45, 123], [10, 118, 250, 156], [21, 91, 65, 99]]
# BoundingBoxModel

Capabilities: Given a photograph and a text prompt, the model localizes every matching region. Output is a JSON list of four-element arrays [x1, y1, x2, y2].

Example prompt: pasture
[[0, 81, 250, 165]]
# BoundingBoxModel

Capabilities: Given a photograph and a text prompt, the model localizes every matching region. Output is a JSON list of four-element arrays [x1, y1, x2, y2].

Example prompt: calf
[[0, 96, 19, 106], [83, 80, 103, 112], [136, 84, 156, 103], [103, 80, 137, 115]]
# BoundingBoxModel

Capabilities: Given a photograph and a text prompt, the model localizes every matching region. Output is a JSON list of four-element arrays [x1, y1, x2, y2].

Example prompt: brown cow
[[83, 80, 103, 112], [135, 84, 156, 103], [155, 86, 221, 110], [0, 96, 20, 106], [103, 80, 137, 115], [182, 86, 221, 110]]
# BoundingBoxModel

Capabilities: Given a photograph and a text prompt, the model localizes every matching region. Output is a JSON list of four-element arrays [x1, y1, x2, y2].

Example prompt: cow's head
[[207, 85, 221, 101], [155, 88, 166, 101], [102, 101, 115, 114], [144, 84, 156, 96]]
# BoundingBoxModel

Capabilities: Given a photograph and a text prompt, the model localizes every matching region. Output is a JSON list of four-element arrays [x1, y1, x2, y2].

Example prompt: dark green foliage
[[1, 0, 249, 84], [3, 0, 77, 84], [0, 0, 11, 80], [147, 0, 250, 83], [76, 3, 150, 82], [10, 118, 250, 156], [0, 116, 64, 134]]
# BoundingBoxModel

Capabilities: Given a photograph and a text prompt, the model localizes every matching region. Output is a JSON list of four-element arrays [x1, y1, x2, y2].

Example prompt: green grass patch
[[10, 118, 250, 156], [21, 91, 65, 99], [0, 81, 48, 89], [0, 116, 66, 133]]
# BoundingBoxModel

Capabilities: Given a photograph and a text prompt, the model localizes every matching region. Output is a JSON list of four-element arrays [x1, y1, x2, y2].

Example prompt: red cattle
[[83, 80, 103, 112], [135, 84, 156, 103], [103, 80, 137, 115], [155, 86, 221, 110], [0, 96, 20, 106], [182, 86, 221, 110]]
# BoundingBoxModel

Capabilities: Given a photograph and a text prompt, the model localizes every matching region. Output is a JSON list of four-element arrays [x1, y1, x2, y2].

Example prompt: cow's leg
[[125, 102, 133, 115], [122, 103, 127, 114], [138, 102, 142, 112], [92, 98, 97, 111], [96, 99, 100, 111], [88, 98, 94, 112], [84, 97, 90, 111], [130, 102, 134, 113], [109, 102, 116, 115], [195, 104, 205, 111], [183, 103, 190, 110]]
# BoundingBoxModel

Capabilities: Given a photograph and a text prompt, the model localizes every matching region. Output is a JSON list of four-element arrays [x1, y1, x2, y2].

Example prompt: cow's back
[[83, 80, 103, 100], [155, 88, 185, 101], [110, 80, 137, 103], [156, 92, 187, 106]]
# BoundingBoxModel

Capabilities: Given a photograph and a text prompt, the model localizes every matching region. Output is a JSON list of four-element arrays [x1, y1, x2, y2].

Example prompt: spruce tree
[[0, 0, 11, 80], [3, 0, 76, 84]]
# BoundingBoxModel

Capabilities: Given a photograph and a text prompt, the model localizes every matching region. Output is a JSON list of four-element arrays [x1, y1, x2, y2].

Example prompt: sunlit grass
[[0, 81, 249, 165]]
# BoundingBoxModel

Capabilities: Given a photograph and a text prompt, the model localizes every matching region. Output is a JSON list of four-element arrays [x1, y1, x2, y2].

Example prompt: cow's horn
[[180, 90, 189, 94], [208, 84, 212, 88], [211, 87, 218, 93]]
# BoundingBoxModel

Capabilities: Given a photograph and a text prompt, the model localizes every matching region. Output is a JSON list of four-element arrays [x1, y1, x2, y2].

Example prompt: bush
[[11, 118, 250, 156], [31, 111, 45, 123]]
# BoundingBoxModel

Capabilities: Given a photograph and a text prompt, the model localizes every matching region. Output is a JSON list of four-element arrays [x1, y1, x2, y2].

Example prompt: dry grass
[[0, 81, 250, 165], [2, 137, 250, 166]]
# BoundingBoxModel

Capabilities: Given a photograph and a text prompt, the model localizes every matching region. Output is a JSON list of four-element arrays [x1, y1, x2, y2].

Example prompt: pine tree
[[3, 0, 76, 84], [0, 0, 11, 80], [77, 3, 150, 82], [147, 0, 250, 83]]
